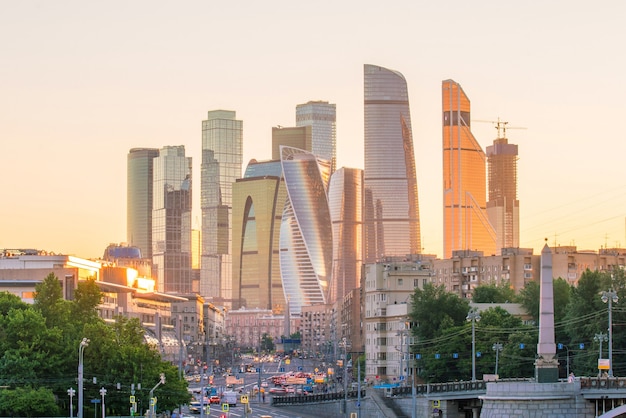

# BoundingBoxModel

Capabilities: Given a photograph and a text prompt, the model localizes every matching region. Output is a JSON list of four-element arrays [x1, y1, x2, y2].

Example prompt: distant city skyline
[[2, 1, 625, 259]]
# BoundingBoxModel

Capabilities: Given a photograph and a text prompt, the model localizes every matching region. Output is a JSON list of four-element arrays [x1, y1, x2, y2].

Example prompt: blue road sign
[[453, 353, 459, 359], [279, 367, 285, 372]]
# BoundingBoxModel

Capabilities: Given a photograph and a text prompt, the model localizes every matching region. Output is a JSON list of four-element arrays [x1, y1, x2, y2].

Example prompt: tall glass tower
[[442, 79, 496, 258], [296, 101, 337, 174], [327, 167, 363, 305], [201, 110, 243, 305], [127, 148, 159, 260], [279, 146, 332, 314], [152, 145, 192, 293], [363, 64, 421, 262]]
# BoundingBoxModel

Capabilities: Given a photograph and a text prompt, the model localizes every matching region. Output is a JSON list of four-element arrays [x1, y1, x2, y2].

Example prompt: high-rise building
[[442, 79, 496, 258], [279, 146, 333, 314], [201, 110, 243, 305], [271, 126, 312, 160], [363, 64, 421, 262], [296, 101, 337, 173], [127, 148, 159, 260], [486, 133, 520, 253], [152, 145, 192, 293], [327, 167, 363, 305], [232, 159, 287, 311]]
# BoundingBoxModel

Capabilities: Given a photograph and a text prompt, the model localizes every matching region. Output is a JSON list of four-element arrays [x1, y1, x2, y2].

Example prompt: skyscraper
[[152, 145, 192, 293], [271, 125, 312, 161], [327, 167, 363, 305], [201, 110, 243, 305], [363, 64, 421, 262], [127, 148, 159, 260], [279, 146, 333, 314], [486, 132, 520, 253], [442, 79, 496, 258], [296, 101, 337, 173], [232, 159, 287, 311]]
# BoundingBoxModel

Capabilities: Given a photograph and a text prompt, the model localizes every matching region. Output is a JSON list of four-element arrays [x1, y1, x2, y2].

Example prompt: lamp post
[[492, 343, 503, 376], [68, 388, 76, 418], [601, 289, 618, 377], [466, 308, 481, 381], [99, 387, 107, 418], [78, 338, 89, 418]]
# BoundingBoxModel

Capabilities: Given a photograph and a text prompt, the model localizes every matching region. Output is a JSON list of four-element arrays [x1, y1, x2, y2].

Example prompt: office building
[[296, 100, 337, 173], [127, 148, 159, 260], [152, 145, 192, 293], [327, 167, 363, 305], [486, 134, 520, 253], [232, 159, 287, 311], [442, 79, 496, 258], [201, 110, 243, 305], [363, 64, 421, 263], [279, 146, 333, 314], [272, 125, 312, 160]]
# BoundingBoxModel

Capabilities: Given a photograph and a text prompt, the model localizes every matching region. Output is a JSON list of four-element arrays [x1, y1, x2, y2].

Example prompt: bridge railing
[[389, 378, 534, 396], [580, 377, 626, 389], [271, 389, 366, 406]]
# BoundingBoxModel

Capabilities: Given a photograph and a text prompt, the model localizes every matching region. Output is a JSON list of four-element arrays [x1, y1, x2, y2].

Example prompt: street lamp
[[594, 333, 608, 364], [67, 388, 76, 418], [492, 343, 503, 376], [78, 338, 89, 418], [601, 289, 618, 377], [99, 387, 107, 418], [466, 308, 481, 381]]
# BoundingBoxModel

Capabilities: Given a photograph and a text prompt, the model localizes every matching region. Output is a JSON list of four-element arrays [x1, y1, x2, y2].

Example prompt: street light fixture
[[601, 289, 618, 377], [594, 333, 608, 364], [492, 343, 503, 376], [99, 387, 107, 418], [67, 388, 76, 418], [466, 308, 481, 381], [78, 338, 89, 418]]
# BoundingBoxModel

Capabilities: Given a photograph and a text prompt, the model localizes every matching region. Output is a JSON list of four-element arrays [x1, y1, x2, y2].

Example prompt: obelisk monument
[[535, 242, 559, 382]]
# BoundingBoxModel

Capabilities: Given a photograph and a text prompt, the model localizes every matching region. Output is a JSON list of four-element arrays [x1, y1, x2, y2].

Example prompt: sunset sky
[[2, 1, 625, 259]]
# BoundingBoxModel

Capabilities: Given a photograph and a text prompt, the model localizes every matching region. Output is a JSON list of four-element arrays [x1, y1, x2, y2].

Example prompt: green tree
[[409, 283, 469, 341], [261, 332, 274, 352], [33, 272, 70, 328], [472, 283, 517, 303], [72, 277, 103, 321], [0, 386, 59, 417]]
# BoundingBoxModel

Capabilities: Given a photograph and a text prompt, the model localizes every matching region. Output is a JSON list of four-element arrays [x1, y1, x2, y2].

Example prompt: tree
[[410, 283, 469, 341], [472, 283, 517, 303], [72, 277, 103, 321], [261, 333, 274, 352], [0, 386, 59, 417], [33, 272, 70, 328]]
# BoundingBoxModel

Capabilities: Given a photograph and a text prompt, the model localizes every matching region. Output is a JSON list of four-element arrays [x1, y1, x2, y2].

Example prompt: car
[[269, 387, 287, 395], [261, 381, 269, 388], [209, 395, 221, 404]]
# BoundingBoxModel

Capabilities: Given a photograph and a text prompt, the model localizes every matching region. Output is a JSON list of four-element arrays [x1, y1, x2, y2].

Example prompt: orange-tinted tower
[[442, 80, 496, 258]]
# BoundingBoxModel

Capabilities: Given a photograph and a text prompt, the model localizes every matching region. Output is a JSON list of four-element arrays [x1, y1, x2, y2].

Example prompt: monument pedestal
[[535, 357, 559, 383]]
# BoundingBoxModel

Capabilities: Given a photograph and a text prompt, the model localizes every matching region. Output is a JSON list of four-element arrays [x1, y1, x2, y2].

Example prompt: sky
[[1, 1, 625, 260]]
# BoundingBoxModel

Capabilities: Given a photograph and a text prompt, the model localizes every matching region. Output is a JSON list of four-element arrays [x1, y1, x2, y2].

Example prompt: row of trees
[[408, 268, 626, 383], [0, 273, 190, 417]]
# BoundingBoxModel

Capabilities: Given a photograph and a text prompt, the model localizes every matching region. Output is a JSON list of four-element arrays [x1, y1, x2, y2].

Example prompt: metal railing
[[271, 389, 366, 406]]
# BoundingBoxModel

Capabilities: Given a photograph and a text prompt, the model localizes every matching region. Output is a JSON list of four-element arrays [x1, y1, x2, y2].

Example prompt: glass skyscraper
[[442, 79, 496, 258], [232, 160, 287, 311], [363, 64, 421, 262], [279, 146, 332, 314], [127, 148, 159, 260], [152, 145, 192, 293], [327, 167, 363, 305], [296, 101, 337, 174], [201, 110, 243, 305]]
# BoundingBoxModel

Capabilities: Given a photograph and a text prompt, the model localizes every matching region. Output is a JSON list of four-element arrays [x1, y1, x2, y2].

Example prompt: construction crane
[[473, 117, 526, 139]]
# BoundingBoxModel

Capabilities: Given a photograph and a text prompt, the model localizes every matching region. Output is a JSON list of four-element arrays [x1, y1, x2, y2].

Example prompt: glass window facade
[[279, 146, 333, 314], [363, 64, 421, 262], [201, 110, 243, 304], [442, 80, 496, 258], [296, 101, 337, 174], [152, 145, 192, 293], [127, 148, 159, 260]]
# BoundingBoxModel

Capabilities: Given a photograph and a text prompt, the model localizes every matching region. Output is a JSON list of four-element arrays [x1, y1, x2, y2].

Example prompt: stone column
[[535, 243, 559, 382]]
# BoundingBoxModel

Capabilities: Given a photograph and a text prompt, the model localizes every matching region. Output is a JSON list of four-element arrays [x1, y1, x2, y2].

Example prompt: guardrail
[[580, 377, 626, 389], [271, 389, 366, 406]]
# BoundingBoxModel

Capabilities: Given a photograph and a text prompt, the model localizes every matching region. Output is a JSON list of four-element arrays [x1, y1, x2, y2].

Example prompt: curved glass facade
[[327, 167, 363, 305], [363, 64, 421, 262], [442, 79, 496, 258], [279, 146, 332, 314]]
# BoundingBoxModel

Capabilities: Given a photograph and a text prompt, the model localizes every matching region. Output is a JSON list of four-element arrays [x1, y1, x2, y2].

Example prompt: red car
[[209, 395, 221, 404]]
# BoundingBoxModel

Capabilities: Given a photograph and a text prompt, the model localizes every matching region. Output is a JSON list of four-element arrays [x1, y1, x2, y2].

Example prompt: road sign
[[280, 367, 285, 372], [298, 366, 303, 371], [129, 396, 135, 403], [90, 399, 101, 404], [241, 395, 249, 404], [221, 403, 229, 412], [285, 359, 291, 365]]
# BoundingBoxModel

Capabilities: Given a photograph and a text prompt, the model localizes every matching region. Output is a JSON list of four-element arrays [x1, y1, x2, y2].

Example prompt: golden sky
[[1, 0, 625, 259]]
